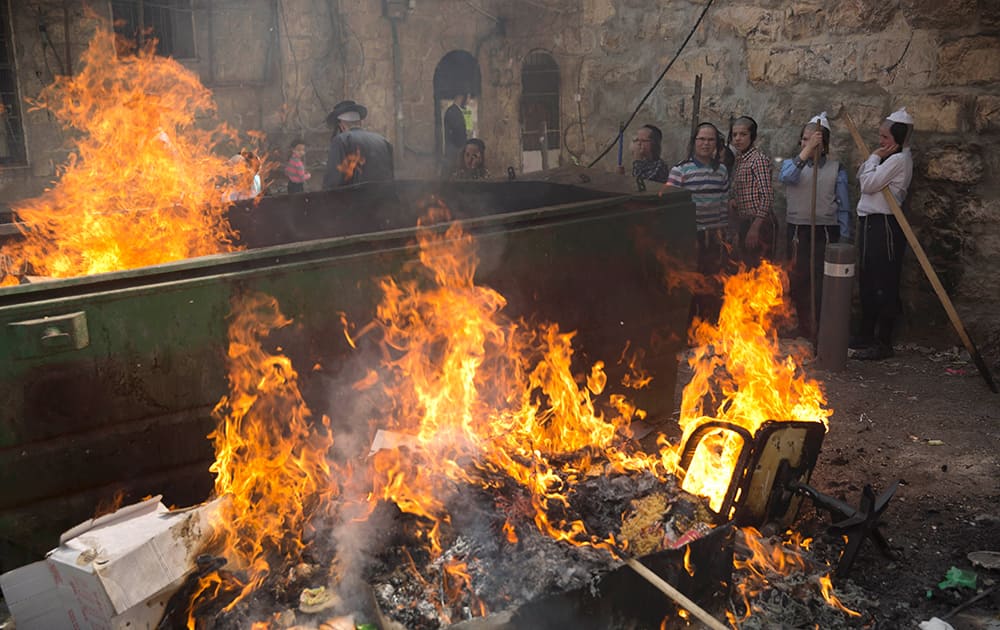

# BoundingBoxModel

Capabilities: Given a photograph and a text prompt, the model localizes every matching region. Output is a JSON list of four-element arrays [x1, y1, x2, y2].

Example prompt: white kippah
[[337, 111, 361, 122], [809, 111, 830, 130], [887, 107, 914, 125]]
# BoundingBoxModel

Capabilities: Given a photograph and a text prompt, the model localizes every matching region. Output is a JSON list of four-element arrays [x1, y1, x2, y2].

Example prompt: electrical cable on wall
[[586, 0, 716, 168]]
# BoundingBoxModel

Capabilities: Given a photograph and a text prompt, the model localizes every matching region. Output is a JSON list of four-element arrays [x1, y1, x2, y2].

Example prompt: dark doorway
[[433, 50, 481, 174]]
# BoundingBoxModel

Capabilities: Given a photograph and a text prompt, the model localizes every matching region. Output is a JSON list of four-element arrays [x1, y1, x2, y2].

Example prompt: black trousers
[[785, 224, 839, 338], [287, 181, 305, 194], [858, 214, 906, 346]]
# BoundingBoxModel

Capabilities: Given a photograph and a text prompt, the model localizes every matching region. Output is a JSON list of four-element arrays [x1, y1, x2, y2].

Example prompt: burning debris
[[0, 24, 250, 284], [1, 192, 871, 629], [153, 203, 740, 629]]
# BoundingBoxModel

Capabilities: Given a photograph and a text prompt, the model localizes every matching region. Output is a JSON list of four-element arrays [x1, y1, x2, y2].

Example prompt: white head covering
[[809, 111, 830, 130], [337, 110, 362, 122], [887, 107, 914, 146], [887, 107, 914, 125]]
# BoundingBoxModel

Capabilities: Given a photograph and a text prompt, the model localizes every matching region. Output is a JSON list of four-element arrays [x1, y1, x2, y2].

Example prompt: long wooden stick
[[809, 144, 820, 338], [844, 112, 998, 393], [624, 556, 729, 630]]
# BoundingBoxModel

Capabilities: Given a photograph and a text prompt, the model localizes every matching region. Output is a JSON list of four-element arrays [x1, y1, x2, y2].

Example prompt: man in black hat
[[322, 100, 394, 189]]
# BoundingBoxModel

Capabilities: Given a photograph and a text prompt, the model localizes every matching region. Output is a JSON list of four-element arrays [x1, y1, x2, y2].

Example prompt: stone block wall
[[2, 0, 998, 355]]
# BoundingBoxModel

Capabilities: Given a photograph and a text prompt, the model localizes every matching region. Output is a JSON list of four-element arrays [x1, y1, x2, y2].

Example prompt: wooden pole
[[687, 74, 703, 158], [624, 557, 729, 630], [809, 144, 820, 339], [844, 112, 998, 393]]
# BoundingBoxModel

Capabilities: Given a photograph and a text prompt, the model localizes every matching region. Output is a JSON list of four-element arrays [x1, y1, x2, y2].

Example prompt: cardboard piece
[[1, 496, 218, 630]]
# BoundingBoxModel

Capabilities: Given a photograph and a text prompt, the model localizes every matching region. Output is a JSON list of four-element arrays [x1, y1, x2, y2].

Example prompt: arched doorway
[[520, 50, 560, 172], [433, 50, 481, 175]]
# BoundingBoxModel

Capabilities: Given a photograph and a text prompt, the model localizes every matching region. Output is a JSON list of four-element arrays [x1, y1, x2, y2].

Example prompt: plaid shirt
[[731, 145, 774, 220]]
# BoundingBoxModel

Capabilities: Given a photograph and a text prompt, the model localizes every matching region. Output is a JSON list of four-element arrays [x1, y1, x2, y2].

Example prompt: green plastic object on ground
[[938, 566, 977, 590]]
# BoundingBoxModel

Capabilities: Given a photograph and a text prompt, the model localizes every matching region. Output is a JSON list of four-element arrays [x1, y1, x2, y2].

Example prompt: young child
[[285, 138, 310, 193]]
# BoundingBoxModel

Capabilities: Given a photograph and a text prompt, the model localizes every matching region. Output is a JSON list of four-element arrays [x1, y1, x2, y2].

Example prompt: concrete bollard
[[816, 242, 856, 371]]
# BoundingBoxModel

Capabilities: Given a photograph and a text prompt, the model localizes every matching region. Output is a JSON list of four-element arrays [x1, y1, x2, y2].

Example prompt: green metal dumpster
[[0, 181, 696, 568]]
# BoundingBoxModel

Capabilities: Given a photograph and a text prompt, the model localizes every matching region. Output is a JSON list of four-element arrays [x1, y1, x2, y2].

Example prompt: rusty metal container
[[0, 181, 697, 568]]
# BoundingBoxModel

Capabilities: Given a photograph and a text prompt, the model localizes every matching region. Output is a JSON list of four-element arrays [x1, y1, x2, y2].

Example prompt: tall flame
[[206, 292, 337, 605], [0, 25, 244, 281], [667, 261, 831, 511], [368, 203, 664, 554]]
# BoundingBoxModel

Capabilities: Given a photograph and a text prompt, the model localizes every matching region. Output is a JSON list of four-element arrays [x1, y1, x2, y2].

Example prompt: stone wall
[[2, 0, 998, 354]]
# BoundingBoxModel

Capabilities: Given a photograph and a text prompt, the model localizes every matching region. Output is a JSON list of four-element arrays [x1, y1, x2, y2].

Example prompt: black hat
[[326, 100, 368, 126]]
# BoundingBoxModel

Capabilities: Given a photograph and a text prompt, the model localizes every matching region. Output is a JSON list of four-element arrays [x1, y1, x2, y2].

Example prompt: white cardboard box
[[1, 496, 217, 630]]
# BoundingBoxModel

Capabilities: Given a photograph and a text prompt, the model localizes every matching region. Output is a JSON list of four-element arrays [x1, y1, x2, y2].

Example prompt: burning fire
[[367, 202, 665, 555], [665, 261, 832, 512], [336, 149, 366, 184], [204, 292, 337, 608], [0, 25, 247, 282], [732, 527, 861, 621], [183, 206, 851, 626]]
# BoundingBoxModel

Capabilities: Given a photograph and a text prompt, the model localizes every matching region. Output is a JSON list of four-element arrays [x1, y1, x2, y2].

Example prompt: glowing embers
[[729, 528, 869, 626], [0, 24, 245, 282]]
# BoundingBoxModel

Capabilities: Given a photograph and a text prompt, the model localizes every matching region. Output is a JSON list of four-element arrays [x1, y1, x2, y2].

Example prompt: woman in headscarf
[[851, 107, 914, 360], [778, 111, 851, 339], [451, 138, 490, 180]]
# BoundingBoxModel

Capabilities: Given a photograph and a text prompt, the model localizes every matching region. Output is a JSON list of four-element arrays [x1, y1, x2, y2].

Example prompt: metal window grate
[[0, 2, 25, 164], [521, 51, 560, 152], [111, 0, 196, 59]]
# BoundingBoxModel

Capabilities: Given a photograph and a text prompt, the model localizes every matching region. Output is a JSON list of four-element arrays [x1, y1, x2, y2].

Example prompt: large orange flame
[[0, 25, 245, 281], [206, 292, 337, 607], [666, 261, 831, 511], [368, 203, 665, 555]]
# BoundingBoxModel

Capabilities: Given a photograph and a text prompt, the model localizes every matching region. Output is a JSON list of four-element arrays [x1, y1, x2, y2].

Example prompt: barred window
[[520, 51, 560, 152], [0, 2, 26, 164], [111, 0, 196, 59]]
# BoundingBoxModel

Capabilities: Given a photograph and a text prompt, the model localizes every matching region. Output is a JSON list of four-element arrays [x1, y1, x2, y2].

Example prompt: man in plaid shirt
[[729, 116, 775, 267]]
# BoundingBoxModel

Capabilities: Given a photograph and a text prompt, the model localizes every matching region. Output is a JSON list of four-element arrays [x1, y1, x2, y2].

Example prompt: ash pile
[[169, 467, 727, 630], [365, 469, 725, 629]]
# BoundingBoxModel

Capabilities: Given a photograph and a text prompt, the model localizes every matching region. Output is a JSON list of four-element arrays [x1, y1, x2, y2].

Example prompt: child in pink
[[285, 139, 310, 193]]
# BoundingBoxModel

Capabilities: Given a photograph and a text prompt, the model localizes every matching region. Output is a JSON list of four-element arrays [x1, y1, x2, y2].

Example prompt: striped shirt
[[667, 159, 730, 231], [285, 156, 309, 183]]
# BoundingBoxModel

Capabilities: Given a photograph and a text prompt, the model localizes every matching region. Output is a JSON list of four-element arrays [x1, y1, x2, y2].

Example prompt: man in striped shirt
[[667, 122, 730, 323]]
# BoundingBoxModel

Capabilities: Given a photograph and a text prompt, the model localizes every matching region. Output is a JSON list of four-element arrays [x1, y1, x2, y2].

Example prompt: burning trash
[[1, 198, 871, 629], [168, 204, 728, 628], [0, 24, 250, 285]]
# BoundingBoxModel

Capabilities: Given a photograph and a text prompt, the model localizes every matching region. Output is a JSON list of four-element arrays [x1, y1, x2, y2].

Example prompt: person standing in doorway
[[778, 112, 851, 339], [443, 91, 469, 175], [850, 108, 914, 360], [729, 116, 776, 267], [322, 100, 394, 189]]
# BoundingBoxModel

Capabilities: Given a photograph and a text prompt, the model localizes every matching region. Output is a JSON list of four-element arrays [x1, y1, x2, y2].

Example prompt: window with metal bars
[[111, 0, 196, 59], [520, 51, 560, 152], [0, 3, 25, 165]]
